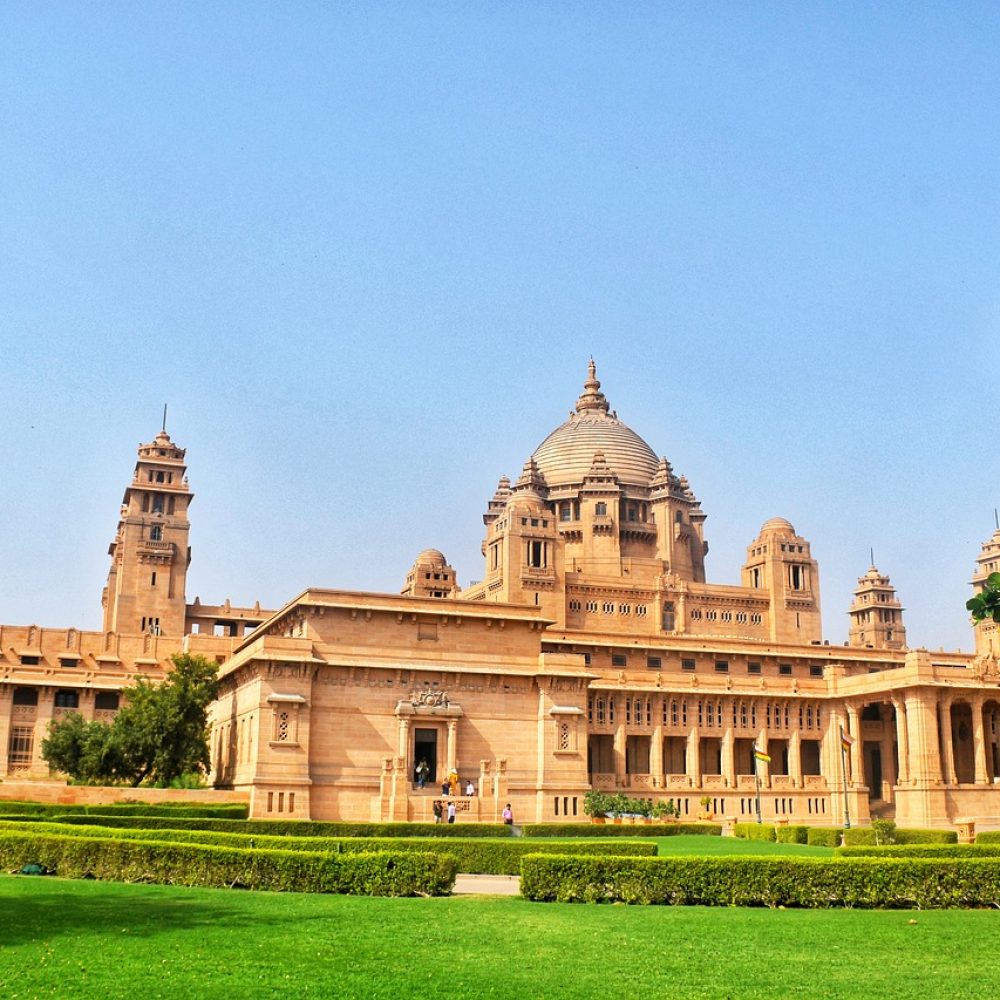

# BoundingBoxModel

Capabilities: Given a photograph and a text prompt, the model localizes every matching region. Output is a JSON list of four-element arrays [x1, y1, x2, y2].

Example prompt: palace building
[[2, 363, 1000, 831]]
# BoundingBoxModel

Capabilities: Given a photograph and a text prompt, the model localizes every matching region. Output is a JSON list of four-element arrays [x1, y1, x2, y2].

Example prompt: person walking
[[432, 801, 443, 824], [502, 803, 513, 825], [447, 800, 457, 824]]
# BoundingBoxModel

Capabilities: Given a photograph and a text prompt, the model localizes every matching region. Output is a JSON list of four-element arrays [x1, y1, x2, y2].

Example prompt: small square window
[[779, 663, 793, 676], [809, 665, 823, 678], [747, 662, 762, 675], [714, 660, 729, 673], [646, 656, 662, 670], [611, 654, 627, 667], [681, 658, 696, 672]]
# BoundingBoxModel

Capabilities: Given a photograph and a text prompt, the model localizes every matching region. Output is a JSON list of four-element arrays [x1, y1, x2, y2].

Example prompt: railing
[[665, 774, 691, 788], [627, 774, 655, 789], [771, 775, 795, 789], [803, 775, 827, 789], [702, 774, 727, 789], [11, 705, 36, 721], [590, 773, 617, 789]]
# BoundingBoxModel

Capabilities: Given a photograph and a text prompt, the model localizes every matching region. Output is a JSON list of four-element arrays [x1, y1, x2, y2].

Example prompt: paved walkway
[[452, 873, 521, 896]]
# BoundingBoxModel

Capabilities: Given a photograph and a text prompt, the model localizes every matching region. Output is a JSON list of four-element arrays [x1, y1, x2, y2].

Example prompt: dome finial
[[576, 358, 609, 414]]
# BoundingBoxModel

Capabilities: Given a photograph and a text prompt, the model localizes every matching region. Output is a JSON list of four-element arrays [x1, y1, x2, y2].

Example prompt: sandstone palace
[[3, 363, 999, 831]]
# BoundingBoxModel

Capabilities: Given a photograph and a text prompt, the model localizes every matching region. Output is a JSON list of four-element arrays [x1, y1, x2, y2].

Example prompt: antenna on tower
[[995, 508, 999, 530], [162, 404, 168, 433], [870, 547, 874, 568]]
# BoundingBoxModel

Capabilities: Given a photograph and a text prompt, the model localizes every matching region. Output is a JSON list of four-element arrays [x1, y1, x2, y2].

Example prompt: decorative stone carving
[[409, 688, 450, 707]]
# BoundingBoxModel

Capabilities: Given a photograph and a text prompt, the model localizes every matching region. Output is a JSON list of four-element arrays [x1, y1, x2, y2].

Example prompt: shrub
[[0, 831, 455, 895], [977, 831, 1000, 845], [4, 814, 512, 838], [775, 825, 809, 845], [734, 823, 776, 842], [521, 823, 721, 838], [838, 844, 1000, 859], [0, 821, 657, 875], [519, 853, 1000, 908], [843, 826, 957, 847], [0, 801, 247, 819], [807, 827, 844, 848]]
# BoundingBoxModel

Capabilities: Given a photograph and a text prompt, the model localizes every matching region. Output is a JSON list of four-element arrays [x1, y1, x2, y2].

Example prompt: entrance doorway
[[414, 728, 438, 785]]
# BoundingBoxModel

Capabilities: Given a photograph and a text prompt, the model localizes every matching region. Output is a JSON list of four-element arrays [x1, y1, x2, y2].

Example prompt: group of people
[[431, 799, 514, 825], [414, 761, 476, 797]]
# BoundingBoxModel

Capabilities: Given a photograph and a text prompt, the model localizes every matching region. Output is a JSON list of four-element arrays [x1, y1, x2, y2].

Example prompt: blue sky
[[1, 3, 997, 652]]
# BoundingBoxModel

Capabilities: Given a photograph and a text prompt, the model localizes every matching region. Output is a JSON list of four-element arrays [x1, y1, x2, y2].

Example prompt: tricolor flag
[[841, 728, 855, 752], [753, 747, 771, 764]]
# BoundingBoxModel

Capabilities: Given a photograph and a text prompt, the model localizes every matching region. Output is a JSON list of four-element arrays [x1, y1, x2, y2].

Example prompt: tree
[[42, 652, 219, 787], [967, 571, 1000, 625]]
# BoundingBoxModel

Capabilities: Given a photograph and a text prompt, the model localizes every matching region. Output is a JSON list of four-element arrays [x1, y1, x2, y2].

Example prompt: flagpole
[[753, 749, 763, 824], [840, 725, 852, 830]]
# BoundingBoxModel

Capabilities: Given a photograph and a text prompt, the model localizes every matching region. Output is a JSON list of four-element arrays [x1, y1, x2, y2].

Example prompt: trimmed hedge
[[0, 801, 247, 819], [519, 853, 1000, 908], [521, 822, 721, 838], [0, 814, 512, 838], [807, 828, 843, 848], [734, 823, 776, 842], [976, 831, 1000, 845], [0, 821, 656, 875], [0, 831, 455, 895], [776, 825, 809, 844], [842, 826, 957, 846], [838, 844, 1000, 859]]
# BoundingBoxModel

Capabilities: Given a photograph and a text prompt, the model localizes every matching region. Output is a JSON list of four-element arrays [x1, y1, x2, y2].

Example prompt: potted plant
[[698, 794, 714, 820], [610, 792, 630, 824], [638, 797, 654, 824], [584, 790, 609, 824], [652, 799, 677, 822]]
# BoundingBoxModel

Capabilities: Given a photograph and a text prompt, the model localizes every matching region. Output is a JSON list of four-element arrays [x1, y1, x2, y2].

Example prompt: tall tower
[[741, 518, 822, 643], [971, 521, 1000, 657], [847, 564, 906, 650], [101, 430, 192, 637]]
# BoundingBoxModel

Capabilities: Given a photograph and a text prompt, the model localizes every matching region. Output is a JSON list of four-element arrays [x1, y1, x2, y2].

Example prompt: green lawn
[[2, 875, 998, 999]]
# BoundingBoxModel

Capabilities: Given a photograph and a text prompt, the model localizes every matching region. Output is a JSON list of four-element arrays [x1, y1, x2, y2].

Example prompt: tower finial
[[870, 547, 875, 568], [162, 404, 168, 433], [995, 507, 999, 531], [575, 359, 609, 415]]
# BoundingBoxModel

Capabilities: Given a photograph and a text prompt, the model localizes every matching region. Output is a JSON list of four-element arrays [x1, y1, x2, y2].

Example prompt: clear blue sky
[[1, 3, 997, 652]]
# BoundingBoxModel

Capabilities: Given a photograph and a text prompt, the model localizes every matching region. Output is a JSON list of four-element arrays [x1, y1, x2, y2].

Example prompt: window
[[748, 662, 762, 675], [13, 688, 39, 706], [19, 655, 39, 666], [751, 613, 763, 625], [809, 665, 823, 678], [59, 657, 78, 669], [611, 654, 627, 667], [714, 660, 729, 673], [150, 525, 162, 541], [527, 540, 546, 568], [7, 727, 34, 767], [54, 690, 79, 709], [662, 602, 675, 631], [559, 503, 571, 521], [681, 658, 696, 672], [595, 502, 607, 517], [779, 664, 793, 676], [646, 655, 662, 670], [95, 691, 120, 711]]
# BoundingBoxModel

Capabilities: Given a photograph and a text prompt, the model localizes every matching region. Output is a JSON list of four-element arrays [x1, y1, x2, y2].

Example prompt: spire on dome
[[575, 358, 610, 415]]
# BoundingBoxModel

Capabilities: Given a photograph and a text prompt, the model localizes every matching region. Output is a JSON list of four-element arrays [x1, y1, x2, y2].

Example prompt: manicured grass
[[2, 875, 998, 998]]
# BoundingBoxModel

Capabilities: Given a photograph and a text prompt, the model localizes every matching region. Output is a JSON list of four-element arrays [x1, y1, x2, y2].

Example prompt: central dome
[[531, 362, 660, 488]]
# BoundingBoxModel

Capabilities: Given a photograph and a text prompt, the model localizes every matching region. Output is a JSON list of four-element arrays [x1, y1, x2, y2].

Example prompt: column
[[789, 729, 802, 788], [397, 716, 410, 759], [613, 720, 626, 785], [721, 713, 735, 788], [757, 727, 769, 789], [879, 708, 897, 794], [892, 696, 910, 784], [904, 690, 942, 785], [651, 700, 664, 788], [846, 705, 862, 786], [972, 696, 989, 785], [938, 696, 954, 785], [686, 727, 701, 787], [446, 718, 458, 773]]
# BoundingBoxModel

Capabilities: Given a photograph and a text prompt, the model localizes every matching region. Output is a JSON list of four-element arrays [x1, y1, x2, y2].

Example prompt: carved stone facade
[[3, 365, 1000, 831]]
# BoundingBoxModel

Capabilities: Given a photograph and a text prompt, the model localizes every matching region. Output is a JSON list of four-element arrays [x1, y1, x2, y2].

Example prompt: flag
[[841, 729, 855, 752], [753, 747, 771, 764]]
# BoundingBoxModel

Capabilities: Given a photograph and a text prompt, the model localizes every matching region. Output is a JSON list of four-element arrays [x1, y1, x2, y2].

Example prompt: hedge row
[[520, 822, 721, 838], [0, 821, 656, 875], [0, 801, 248, 819], [0, 831, 455, 895], [842, 827, 957, 846], [519, 854, 1000, 908], [735, 823, 840, 846], [838, 844, 1000, 859], [0, 814, 512, 838], [976, 831, 1000, 845]]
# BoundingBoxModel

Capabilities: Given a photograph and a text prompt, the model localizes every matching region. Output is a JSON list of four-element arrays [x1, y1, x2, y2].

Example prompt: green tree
[[42, 652, 219, 787], [967, 571, 1000, 625]]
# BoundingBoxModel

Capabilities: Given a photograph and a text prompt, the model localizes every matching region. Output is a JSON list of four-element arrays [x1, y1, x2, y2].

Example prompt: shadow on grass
[[0, 876, 311, 947]]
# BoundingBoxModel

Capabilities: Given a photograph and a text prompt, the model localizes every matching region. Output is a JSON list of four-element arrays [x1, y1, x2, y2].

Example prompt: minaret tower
[[101, 428, 192, 637], [847, 561, 906, 650], [971, 517, 1000, 657]]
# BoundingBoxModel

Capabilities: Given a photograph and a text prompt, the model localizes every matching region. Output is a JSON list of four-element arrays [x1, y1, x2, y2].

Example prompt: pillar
[[651, 708, 664, 787], [846, 705, 862, 786], [789, 729, 802, 788], [892, 696, 910, 785], [904, 690, 943, 785], [686, 727, 701, 786], [446, 718, 458, 773], [972, 696, 989, 785], [613, 720, 626, 784], [757, 728, 769, 789], [721, 720, 735, 788], [938, 696, 954, 785]]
